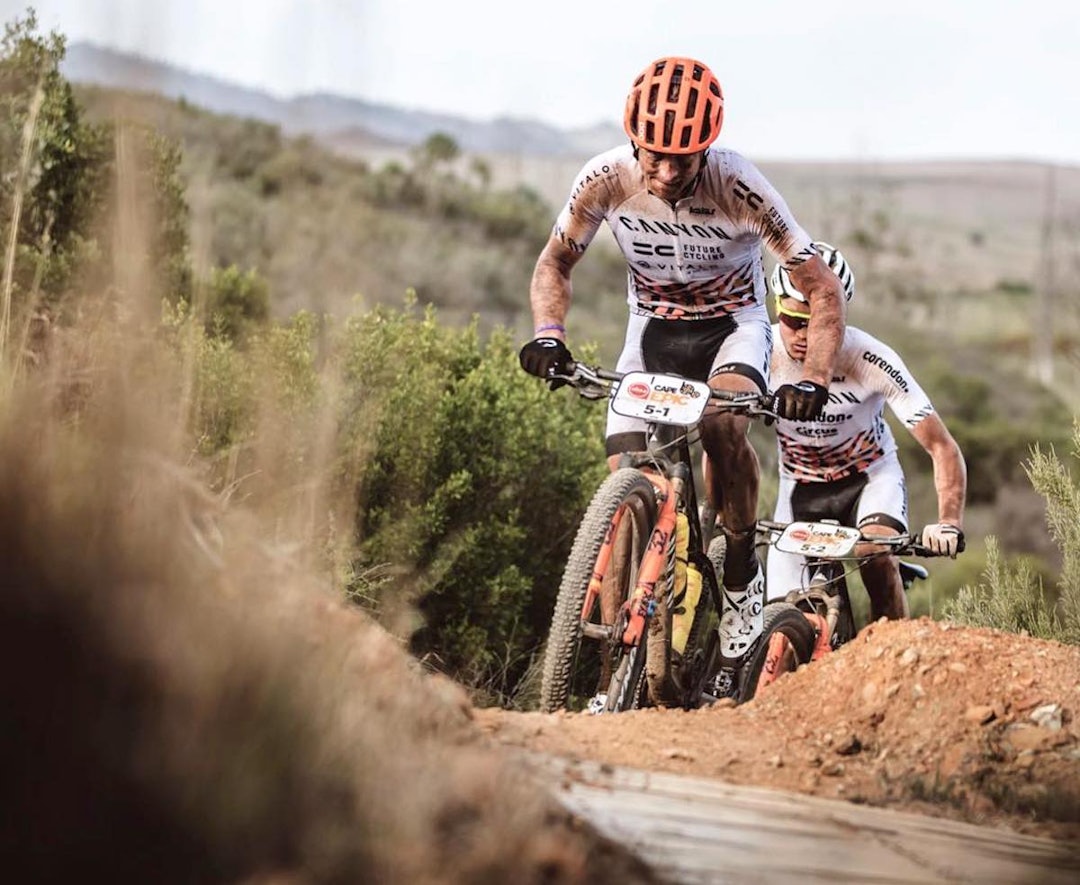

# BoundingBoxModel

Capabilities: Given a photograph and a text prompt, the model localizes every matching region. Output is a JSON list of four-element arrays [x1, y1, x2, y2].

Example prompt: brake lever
[[577, 385, 608, 401]]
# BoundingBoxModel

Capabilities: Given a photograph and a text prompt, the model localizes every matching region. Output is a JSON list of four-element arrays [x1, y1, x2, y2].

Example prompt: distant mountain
[[61, 43, 623, 158]]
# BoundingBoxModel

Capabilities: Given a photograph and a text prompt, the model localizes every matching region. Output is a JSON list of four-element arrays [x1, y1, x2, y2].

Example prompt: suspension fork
[[578, 469, 678, 625], [803, 560, 843, 660], [580, 505, 629, 622], [620, 468, 689, 647]]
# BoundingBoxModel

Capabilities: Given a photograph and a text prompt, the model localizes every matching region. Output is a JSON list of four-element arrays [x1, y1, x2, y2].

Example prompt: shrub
[[894, 368, 1071, 506], [0, 11, 193, 342], [162, 300, 255, 456], [944, 423, 1080, 644], [941, 538, 1064, 639], [203, 265, 269, 343], [340, 296, 607, 703], [0, 11, 110, 325]]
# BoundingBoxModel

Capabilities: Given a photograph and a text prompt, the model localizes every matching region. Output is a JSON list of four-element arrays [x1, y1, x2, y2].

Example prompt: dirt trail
[[474, 618, 1080, 845]]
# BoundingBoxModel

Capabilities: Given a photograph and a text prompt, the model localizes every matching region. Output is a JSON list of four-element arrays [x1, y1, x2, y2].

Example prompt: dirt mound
[[476, 618, 1080, 843]]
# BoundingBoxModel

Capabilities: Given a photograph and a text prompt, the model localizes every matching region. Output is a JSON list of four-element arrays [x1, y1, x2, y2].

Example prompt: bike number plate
[[774, 521, 861, 558], [610, 371, 710, 426]]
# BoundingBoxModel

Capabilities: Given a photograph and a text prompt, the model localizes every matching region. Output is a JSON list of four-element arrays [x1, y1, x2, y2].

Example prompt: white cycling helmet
[[770, 241, 855, 304]]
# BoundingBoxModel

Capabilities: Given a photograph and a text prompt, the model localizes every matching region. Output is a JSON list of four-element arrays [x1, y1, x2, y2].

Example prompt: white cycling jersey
[[553, 145, 815, 319], [771, 326, 935, 482]]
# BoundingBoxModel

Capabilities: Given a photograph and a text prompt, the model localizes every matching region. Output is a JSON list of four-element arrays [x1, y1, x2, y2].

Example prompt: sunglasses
[[775, 296, 811, 330]]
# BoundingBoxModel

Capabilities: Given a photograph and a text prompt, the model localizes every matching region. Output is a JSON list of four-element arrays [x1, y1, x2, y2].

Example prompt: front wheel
[[736, 602, 816, 704], [604, 629, 649, 712], [539, 469, 657, 713]]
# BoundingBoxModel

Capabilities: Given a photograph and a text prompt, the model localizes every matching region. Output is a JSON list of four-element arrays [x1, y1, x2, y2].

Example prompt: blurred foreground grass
[[0, 284, 654, 884]]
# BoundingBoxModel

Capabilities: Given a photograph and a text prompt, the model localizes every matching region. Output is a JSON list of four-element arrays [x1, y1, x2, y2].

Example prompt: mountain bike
[[537, 361, 775, 714], [736, 519, 958, 703]]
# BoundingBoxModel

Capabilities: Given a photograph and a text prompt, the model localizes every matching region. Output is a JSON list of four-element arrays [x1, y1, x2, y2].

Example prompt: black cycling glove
[[773, 381, 829, 421], [519, 337, 573, 389]]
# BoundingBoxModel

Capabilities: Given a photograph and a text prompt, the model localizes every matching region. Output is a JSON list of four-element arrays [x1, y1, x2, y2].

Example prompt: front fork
[[578, 470, 682, 649], [620, 473, 679, 647]]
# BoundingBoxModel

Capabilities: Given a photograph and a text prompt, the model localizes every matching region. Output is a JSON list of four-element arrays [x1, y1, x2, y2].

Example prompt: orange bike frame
[[757, 612, 831, 691], [804, 612, 832, 661], [579, 473, 679, 648]]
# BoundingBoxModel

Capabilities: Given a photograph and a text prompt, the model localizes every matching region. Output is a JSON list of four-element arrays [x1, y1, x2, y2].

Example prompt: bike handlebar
[[556, 360, 778, 417], [756, 519, 963, 558]]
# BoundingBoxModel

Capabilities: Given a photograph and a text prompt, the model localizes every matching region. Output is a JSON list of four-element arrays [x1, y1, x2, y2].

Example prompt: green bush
[[162, 299, 323, 464], [256, 309, 321, 411], [255, 142, 324, 196], [162, 300, 255, 455], [365, 163, 427, 209], [944, 424, 1080, 644], [0, 11, 193, 341], [213, 116, 282, 182], [340, 296, 607, 704], [0, 11, 109, 318], [203, 264, 269, 342], [894, 367, 1071, 506]]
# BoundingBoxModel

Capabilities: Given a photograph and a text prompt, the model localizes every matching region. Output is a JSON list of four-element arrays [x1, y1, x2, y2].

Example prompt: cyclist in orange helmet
[[520, 56, 848, 662]]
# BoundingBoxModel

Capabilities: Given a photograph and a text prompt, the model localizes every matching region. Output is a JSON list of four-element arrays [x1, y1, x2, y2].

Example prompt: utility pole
[[1032, 164, 1056, 385]]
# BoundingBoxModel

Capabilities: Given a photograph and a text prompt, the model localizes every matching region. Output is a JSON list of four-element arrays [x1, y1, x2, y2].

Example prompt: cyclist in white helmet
[[768, 242, 967, 620], [519, 56, 848, 662]]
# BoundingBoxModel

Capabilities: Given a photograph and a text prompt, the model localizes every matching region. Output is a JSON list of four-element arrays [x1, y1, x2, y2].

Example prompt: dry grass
[[0, 128, 659, 883]]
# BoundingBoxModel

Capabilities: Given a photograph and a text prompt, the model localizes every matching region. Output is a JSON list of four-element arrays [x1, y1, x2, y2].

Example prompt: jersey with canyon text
[[771, 326, 935, 482], [553, 144, 815, 319]]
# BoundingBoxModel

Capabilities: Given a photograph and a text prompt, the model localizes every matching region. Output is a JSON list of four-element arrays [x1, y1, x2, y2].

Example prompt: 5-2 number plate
[[774, 521, 862, 558]]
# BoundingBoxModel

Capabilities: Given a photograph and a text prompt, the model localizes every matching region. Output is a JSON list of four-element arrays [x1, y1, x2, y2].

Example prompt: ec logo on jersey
[[632, 241, 676, 257], [733, 178, 764, 211]]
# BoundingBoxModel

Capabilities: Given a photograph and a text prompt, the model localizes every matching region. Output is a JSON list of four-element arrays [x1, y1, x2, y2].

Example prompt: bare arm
[[910, 413, 967, 528], [786, 254, 846, 386], [529, 235, 586, 342]]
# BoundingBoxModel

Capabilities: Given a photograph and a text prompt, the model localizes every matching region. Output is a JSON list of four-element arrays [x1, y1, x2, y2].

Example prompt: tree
[[412, 132, 460, 172], [0, 8, 193, 352], [0, 9, 110, 348]]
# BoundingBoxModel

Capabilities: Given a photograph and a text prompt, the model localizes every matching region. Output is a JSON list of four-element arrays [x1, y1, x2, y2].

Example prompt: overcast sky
[[7, 0, 1079, 163]]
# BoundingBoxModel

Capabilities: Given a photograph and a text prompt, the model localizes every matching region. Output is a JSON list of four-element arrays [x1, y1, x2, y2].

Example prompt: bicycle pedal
[[708, 667, 738, 700]]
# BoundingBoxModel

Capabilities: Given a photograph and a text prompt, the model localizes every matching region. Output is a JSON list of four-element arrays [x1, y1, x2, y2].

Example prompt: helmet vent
[[623, 56, 724, 154]]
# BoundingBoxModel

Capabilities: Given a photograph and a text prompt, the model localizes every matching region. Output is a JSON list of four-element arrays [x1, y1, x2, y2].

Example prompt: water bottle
[[671, 512, 702, 654]]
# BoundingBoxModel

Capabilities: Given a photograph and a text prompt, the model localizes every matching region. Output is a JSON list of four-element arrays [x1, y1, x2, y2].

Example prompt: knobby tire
[[606, 636, 649, 712], [737, 601, 816, 704], [539, 468, 657, 713]]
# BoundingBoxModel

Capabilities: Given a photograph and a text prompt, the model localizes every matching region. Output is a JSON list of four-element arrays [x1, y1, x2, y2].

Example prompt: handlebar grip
[[908, 540, 964, 558]]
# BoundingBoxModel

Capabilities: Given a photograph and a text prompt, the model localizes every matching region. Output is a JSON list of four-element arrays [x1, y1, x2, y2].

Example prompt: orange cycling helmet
[[623, 56, 724, 154]]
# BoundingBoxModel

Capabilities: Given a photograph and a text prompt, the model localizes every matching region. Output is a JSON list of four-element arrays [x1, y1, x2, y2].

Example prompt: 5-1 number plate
[[610, 371, 711, 426]]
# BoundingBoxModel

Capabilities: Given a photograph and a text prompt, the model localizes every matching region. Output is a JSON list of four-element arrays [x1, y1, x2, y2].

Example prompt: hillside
[[64, 44, 1080, 372], [64, 44, 1080, 327], [62, 42, 624, 156], [72, 80, 1080, 362], [71, 81, 632, 351], [67, 79, 1080, 583]]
